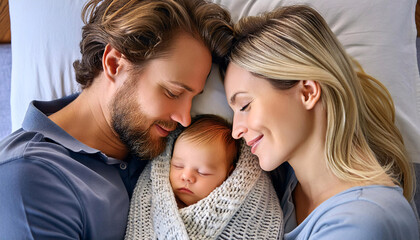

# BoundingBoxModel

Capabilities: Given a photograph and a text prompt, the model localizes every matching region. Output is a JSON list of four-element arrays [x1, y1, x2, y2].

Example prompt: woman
[[223, 5, 418, 239]]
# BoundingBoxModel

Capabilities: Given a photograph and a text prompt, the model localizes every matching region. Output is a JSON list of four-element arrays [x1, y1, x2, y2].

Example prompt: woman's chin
[[258, 158, 275, 171]]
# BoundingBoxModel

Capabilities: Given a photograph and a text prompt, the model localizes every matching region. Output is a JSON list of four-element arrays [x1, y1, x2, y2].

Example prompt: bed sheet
[[0, 44, 11, 140]]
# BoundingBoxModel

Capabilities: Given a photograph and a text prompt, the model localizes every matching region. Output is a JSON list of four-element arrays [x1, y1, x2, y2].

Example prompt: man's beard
[[110, 79, 176, 159]]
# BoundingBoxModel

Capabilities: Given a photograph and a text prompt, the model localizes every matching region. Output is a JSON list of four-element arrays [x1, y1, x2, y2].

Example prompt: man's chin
[[132, 135, 167, 159]]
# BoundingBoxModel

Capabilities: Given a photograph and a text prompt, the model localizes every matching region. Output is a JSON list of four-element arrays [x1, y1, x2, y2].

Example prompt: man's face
[[111, 33, 212, 159]]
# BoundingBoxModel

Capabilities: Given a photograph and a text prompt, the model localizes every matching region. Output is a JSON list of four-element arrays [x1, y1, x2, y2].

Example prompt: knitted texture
[[125, 132, 283, 240]]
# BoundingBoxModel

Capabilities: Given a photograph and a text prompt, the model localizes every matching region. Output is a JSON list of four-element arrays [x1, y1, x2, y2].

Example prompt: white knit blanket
[[125, 133, 283, 240]]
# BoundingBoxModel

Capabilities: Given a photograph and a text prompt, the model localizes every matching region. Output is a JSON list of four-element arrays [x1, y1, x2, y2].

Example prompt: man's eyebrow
[[170, 81, 203, 94], [170, 81, 193, 92]]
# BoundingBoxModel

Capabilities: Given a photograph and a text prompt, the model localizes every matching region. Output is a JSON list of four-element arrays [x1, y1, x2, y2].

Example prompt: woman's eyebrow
[[230, 92, 246, 105]]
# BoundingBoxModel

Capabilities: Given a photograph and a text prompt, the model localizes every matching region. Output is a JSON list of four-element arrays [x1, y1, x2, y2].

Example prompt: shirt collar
[[21, 93, 122, 165]]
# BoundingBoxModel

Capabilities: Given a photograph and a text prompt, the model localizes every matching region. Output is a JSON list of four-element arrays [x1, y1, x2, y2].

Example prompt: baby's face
[[169, 138, 232, 208]]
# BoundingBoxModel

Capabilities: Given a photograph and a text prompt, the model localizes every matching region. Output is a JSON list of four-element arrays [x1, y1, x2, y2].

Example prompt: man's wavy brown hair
[[74, 0, 233, 89]]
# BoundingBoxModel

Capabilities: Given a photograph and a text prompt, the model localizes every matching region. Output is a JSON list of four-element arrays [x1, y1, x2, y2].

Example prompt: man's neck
[[48, 90, 129, 160]]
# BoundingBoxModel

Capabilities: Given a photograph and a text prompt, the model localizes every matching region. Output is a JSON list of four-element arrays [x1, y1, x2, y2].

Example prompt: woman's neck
[[287, 105, 357, 224], [291, 165, 357, 224]]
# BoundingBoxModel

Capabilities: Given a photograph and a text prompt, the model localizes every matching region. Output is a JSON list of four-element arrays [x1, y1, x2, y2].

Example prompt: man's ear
[[300, 80, 321, 110], [102, 44, 123, 82]]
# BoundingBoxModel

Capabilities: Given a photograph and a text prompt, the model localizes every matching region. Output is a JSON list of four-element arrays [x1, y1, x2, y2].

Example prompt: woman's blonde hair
[[228, 5, 414, 199]]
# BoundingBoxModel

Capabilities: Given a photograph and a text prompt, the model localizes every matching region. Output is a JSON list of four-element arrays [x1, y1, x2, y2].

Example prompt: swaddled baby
[[125, 114, 283, 240]]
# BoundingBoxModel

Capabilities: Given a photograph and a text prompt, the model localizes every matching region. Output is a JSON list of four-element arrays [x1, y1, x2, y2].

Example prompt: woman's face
[[224, 63, 313, 171]]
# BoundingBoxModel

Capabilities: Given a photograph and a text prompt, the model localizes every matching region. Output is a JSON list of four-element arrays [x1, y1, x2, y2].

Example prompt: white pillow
[[9, 0, 420, 163], [9, 0, 84, 129]]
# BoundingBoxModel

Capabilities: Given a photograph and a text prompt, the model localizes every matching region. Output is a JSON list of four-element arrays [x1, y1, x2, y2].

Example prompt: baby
[[125, 114, 283, 240], [169, 114, 239, 208]]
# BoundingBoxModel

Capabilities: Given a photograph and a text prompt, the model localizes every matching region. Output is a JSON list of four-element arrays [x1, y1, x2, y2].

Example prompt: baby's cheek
[[169, 170, 177, 186]]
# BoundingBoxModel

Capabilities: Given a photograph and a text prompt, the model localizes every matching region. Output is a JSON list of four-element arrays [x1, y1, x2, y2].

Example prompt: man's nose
[[171, 101, 192, 127]]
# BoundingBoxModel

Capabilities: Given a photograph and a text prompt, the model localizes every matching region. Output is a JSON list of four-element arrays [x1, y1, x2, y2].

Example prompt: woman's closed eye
[[240, 102, 251, 111]]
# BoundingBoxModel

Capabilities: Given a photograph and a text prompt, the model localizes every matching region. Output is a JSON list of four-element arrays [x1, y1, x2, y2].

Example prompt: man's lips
[[155, 124, 174, 137], [247, 135, 263, 154], [177, 187, 193, 194]]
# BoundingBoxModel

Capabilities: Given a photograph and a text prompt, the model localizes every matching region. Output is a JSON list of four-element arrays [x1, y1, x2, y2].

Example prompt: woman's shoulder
[[306, 185, 418, 239], [322, 185, 412, 215]]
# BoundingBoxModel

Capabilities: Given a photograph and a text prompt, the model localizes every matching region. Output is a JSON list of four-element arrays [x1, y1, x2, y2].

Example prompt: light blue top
[[281, 166, 419, 240]]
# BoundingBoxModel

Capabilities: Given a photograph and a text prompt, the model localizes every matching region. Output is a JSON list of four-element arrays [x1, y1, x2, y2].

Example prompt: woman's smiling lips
[[247, 135, 263, 154]]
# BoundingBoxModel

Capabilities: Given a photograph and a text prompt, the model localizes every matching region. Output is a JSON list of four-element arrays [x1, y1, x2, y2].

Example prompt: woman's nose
[[232, 116, 247, 139]]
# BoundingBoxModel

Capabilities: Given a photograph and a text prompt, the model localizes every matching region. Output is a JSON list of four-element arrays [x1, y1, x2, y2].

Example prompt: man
[[0, 0, 233, 239]]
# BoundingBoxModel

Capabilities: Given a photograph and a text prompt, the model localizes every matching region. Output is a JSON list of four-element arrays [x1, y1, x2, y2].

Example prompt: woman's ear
[[300, 80, 321, 110], [102, 44, 123, 82]]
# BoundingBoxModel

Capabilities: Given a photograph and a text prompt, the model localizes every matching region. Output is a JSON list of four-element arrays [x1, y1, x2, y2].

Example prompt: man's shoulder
[[0, 129, 87, 239], [0, 129, 72, 168]]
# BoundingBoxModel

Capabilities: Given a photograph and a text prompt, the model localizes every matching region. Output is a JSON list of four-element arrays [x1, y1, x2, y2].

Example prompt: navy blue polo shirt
[[0, 94, 148, 239]]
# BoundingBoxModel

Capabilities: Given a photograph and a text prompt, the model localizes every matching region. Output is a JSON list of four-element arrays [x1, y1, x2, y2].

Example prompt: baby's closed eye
[[171, 163, 184, 169]]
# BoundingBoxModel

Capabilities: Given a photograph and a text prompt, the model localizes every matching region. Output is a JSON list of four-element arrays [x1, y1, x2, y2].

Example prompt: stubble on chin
[[110, 82, 168, 159], [111, 103, 168, 159]]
